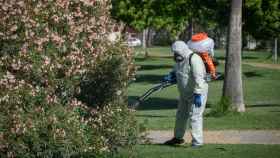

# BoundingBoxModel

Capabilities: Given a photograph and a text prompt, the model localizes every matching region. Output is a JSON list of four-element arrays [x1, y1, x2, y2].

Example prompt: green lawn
[[119, 144, 280, 158], [216, 49, 280, 64], [135, 46, 279, 64], [129, 47, 280, 130]]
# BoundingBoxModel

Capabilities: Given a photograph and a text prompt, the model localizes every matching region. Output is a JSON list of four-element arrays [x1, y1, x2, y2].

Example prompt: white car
[[127, 37, 141, 47]]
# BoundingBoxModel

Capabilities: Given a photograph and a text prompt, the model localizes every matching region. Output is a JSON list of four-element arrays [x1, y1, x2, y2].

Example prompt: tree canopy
[[112, 0, 280, 40], [111, 0, 207, 36], [244, 0, 280, 40]]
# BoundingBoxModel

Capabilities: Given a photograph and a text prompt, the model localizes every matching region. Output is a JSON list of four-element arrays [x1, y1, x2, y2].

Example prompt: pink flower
[[56, 0, 69, 9], [43, 56, 51, 66], [81, 0, 96, 6], [51, 15, 59, 23], [10, 25, 18, 32], [51, 33, 65, 45]]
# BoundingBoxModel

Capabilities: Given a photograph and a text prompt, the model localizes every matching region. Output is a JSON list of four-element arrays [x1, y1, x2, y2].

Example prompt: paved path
[[146, 130, 280, 144]]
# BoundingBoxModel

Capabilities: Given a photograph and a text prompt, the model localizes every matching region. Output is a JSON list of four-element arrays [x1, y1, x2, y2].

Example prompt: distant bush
[[152, 29, 173, 46], [0, 0, 137, 157]]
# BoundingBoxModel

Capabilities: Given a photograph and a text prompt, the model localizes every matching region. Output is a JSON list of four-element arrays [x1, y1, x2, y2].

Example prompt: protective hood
[[171, 41, 193, 59]]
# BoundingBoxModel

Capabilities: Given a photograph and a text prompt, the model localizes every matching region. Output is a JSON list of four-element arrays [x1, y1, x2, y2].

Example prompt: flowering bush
[[0, 0, 137, 157]]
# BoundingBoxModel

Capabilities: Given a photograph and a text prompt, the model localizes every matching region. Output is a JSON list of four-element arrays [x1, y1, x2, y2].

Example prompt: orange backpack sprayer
[[187, 33, 217, 79]]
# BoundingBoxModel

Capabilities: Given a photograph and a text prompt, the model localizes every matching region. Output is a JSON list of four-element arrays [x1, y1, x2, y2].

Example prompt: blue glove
[[163, 71, 176, 83], [194, 93, 202, 108]]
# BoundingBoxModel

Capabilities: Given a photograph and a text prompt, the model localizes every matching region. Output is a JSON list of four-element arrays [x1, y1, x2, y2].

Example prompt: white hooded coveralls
[[171, 41, 208, 146]]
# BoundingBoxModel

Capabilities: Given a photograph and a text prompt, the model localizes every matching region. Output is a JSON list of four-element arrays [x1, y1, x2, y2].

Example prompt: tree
[[112, 0, 197, 53], [113, 0, 230, 48], [244, 0, 280, 62], [223, 0, 245, 112], [198, 0, 230, 48], [111, 0, 156, 57]]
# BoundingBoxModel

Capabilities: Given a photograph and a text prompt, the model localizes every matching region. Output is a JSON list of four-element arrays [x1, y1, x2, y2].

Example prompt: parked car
[[127, 37, 141, 47]]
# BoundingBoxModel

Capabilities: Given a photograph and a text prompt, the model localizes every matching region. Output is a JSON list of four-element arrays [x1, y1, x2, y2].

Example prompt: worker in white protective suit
[[163, 41, 208, 147]]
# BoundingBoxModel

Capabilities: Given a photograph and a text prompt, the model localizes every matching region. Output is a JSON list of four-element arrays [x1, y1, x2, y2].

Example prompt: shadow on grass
[[135, 74, 164, 84], [242, 56, 260, 60], [138, 144, 190, 149], [215, 56, 226, 60], [246, 103, 280, 108], [269, 111, 280, 113], [148, 55, 173, 59], [135, 56, 172, 62], [134, 57, 163, 62], [137, 144, 229, 151], [215, 56, 259, 61], [134, 57, 146, 62], [205, 103, 213, 108], [136, 114, 173, 118], [243, 71, 264, 78], [129, 99, 213, 111], [138, 64, 173, 71], [205, 103, 280, 117], [128, 96, 177, 110]]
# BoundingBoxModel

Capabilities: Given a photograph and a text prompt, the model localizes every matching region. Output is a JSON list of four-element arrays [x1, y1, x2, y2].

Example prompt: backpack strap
[[189, 53, 195, 67]]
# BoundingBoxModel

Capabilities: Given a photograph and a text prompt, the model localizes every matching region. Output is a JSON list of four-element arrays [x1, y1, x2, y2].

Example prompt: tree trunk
[[274, 38, 278, 63], [188, 18, 193, 40], [147, 28, 153, 47], [178, 22, 187, 42], [142, 28, 148, 57], [178, 19, 194, 42], [119, 22, 126, 37], [223, 0, 245, 112], [214, 27, 223, 49]]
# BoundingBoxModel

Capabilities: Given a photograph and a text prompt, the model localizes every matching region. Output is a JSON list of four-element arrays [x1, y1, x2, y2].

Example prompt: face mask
[[174, 53, 184, 62]]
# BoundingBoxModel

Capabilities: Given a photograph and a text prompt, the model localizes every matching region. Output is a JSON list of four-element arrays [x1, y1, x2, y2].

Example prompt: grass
[[135, 46, 280, 63], [129, 47, 280, 130], [215, 49, 278, 63], [136, 106, 280, 130], [119, 144, 280, 158]]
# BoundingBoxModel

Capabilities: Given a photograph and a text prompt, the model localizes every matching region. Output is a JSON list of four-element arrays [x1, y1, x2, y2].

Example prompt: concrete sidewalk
[[147, 130, 280, 144]]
